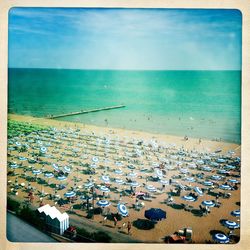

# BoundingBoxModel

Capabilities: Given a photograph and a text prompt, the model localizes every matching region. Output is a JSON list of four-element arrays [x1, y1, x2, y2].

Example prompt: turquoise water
[[8, 68, 241, 143]]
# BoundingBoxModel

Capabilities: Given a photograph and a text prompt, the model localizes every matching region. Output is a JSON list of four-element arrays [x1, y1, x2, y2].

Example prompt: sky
[[8, 8, 242, 70]]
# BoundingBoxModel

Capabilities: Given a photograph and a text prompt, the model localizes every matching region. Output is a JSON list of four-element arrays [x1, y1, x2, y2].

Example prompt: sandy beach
[[7, 114, 241, 243]]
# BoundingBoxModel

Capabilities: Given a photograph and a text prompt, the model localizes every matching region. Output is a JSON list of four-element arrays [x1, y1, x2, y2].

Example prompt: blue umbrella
[[64, 166, 71, 173], [115, 169, 123, 175], [222, 220, 240, 229], [130, 181, 140, 187], [32, 169, 42, 175], [115, 178, 124, 185], [210, 175, 222, 181], [213, 233, 229, 243], [217, 158, 226, 163], [64, 191, 76, 198], [184, 177, 196, 183], [203, 181, 214, 186], [84, 182, 95, 189], [19, 156, 27, 161], [231, 210, 240, 217], [15, 141, 21, 147], [202, 166, 212, 172], [218, 169, 230, 175], [202, 200, 215, 207], [228, 179, 239, 184], [128, 171, 137, 178], [90, 163, 97, 169], [117, 203, 129, 216], [92, 156, 99, 163], [44, 172, 54, 178], [101, 175, 110, 183], [196, 160, 204, 165], [155, 169, 163, 178], [57, 175, 67, 181], [40, 147, 47, 154], [219, 184, 231, 190], [180, 168, 189, 174], [100, 186, 110, 193], [194, 186, 203, 196], [224, 165, 236, 170], [146, 185, 157, 192], [96, 200, 110, 207], [10, 163, 19, 169], [160, 179, 169, 185], [182, 195, 196, 202], [115, 162, 124, 167], [52, 163, 59, 171], [144, 208, 166, 221]]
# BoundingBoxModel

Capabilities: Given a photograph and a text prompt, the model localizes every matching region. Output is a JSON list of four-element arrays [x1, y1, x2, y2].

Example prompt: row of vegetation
[[7, 197, 111, 242], [8, 120, 48, 138]]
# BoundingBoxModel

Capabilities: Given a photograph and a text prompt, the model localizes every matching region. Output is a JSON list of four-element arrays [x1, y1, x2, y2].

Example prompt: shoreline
[[8, 114, 241, 155]]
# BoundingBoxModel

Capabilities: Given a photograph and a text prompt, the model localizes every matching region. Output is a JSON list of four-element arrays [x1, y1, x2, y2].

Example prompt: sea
[[8, 68, 241, 144]]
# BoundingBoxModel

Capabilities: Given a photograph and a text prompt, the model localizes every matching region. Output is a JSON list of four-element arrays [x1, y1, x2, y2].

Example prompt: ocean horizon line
[[8, 67, 241, 72]]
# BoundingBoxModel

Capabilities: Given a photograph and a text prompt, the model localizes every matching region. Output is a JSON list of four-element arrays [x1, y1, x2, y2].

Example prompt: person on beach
[[114, 216, 117, 227], [127, 221, 132, 235]]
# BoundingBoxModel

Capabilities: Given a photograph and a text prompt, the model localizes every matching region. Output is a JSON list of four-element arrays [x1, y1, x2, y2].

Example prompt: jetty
[[46, 105, 126, 119]]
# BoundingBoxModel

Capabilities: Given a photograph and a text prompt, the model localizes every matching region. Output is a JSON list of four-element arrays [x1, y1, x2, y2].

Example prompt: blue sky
[[8, 8, 242, 70]]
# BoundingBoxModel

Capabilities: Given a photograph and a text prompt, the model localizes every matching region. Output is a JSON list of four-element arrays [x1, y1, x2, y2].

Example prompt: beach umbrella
[[52, 163, 59, 171], [160, 179, 169, 185], [99, 186, 110, 193], [219, 184, 232, 190], [224, 165, 236, 170], [114, 169, 123, 175], [180, 168, 189, 174], [130, 181, 140, 188], [144, 208, 166, 221], [128, 171, 137, 178], [92, 156, 99, 163], [213, 233, 230, 243], [202, 166, 212, 172], [19, 156, 27, 161], [231, 210, 240, 217], [182, 195, 196, 202], [184, 177, 196, 183], [40, 147, 47, 154], [64, 166, 71, 173], [57, 175, 67, 181], [146, 185, 157, 192], [222, 220, 240, 229], [115, 162, 124, 167], [10, 163, 19, 169], [210, 175, 222, 181], [155, 169, 163, 178], [210, 162, 220, 167], [201, 200, 215, 207], [64, 191, 76, 198], [117, 203, 129, 217], [32, 169, 42, 175], [96, 200, 110, 207], [203, 181, 214, 186], [217, 169, 230, 175], [217, 158, 226, 163], [101, 175, 110, 183], [84, 182, 95, 189], [196, 160, 204, 165], [90, 163, 97, 169], [115, 178, 124, 185], [127, 165, 135, 170], [15, 141, 21, 147], [194, 186, 203, 196], [228, 179, 239, 184], [44, 172, 54, 178]]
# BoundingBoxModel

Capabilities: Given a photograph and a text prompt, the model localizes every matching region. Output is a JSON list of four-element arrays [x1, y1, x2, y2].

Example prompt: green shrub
[[7, 198, 21, 212]]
